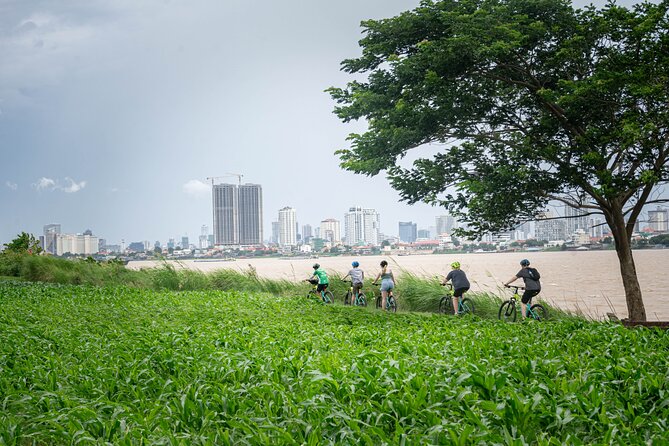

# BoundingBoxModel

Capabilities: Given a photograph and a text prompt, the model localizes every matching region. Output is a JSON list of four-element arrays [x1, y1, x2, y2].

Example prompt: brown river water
[[129, 249, 669, 320]]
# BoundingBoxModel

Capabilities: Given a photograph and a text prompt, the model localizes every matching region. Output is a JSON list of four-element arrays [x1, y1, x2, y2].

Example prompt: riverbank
[[129, 250, 669, 319]]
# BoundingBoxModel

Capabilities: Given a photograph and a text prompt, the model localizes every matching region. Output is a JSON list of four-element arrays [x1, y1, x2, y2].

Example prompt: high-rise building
[[199, 225, 209, 249], [56, 233, 99, 255], [344, 207, 380, 246], [320, 218, 341, 244], [648, 206, 669, 232], [302, 224, 313, 243], [43, 224, 61, 254], [212, 183, 263, 246], [564, 206, 588, 236], [213, 183, 238, 245], [436, 215, 456, 235], [181, 236, 189, 250], [271, 221, 280, 244], [238, 184, 263, 244], [278, 207, 297, 247], [535, 211, 567, 241], [398, 221, 417, 243], [417, 229, 430, 239]]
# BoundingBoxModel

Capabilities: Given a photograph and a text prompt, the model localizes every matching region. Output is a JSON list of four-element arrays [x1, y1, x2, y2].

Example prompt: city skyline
[[0, 0, 659, 248]]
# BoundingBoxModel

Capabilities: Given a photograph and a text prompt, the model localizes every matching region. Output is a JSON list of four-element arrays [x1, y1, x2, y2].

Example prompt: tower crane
[[206, 173, 244, 186]]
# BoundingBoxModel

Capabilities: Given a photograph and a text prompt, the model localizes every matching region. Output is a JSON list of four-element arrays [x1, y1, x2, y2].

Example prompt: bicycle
[[498, 286, 548, 322], [373, 286, 397, 312], [306, 279, 335, 304], [343, 281, 367, 306], [438, 284, 474, 315]]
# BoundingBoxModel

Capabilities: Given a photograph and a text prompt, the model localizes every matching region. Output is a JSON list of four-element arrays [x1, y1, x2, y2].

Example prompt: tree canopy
[[330, 0, 669, 320], [3, 232, 43, 255]]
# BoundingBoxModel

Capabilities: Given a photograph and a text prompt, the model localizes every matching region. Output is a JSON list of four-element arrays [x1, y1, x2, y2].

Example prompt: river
[[128, 249, 669, 320]]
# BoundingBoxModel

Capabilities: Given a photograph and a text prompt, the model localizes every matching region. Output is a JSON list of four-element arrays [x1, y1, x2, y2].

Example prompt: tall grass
[[0, 254, 576, 319]]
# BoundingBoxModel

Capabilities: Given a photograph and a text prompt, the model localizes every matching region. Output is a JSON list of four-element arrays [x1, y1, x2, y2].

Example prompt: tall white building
[[278, 207, 297, 247], [344, 207, 380, 246], [648, 206, 669, 232], [564, 205, 589, 236], [436, 215, 456, 235], [43, 224, 61, 254], [320, 218, 341, 244], [212, 183, 263, 246], [56, 234, 99, 255]]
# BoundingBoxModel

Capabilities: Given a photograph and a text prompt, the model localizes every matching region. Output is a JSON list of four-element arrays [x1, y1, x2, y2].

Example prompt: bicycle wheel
[[323, 290, 335, 304], [306, 290, 316, 300], [438, 296, 454, 315], [498, 300, 517, 322], [375, 295, 382, 309], [344, 291, 352, 305], [460, 297, 474, 315], [387, 295, 397, 313], [529, 304, 548, 321], [357, 293, 367, 307]]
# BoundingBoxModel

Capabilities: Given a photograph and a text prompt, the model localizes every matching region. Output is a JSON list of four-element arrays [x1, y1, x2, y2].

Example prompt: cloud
[[5, 181, 18, 190], [33, 177, 57, 191], [61, 177, 86, 193], [183, 179, 210, 197], [32, 176, 86, 193]]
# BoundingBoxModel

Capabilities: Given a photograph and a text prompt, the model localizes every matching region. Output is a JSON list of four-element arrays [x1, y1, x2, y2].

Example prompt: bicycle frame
[[507, 287, 541, 319]]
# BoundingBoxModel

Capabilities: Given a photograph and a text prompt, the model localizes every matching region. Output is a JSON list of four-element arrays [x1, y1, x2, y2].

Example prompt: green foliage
[[330, 0, 669, 320], [0, 281, 668, 444], [2, 232, 42, 254], [650, 234, 669, 246]]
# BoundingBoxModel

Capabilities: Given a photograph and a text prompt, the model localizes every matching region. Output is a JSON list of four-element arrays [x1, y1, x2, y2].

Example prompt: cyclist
[[372, 260, 395, 311], [306, 263, 329, 297], [503, 259, 541, 319], [441, 261, 470, 315], [342, 261, 364, 304]]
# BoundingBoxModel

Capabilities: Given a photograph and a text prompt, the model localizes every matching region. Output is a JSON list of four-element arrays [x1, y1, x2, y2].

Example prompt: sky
[[0, 0, 655, 246]]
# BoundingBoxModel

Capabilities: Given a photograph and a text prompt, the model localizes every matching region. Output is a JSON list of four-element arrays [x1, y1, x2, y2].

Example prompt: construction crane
[[206, 173, 244, 186]]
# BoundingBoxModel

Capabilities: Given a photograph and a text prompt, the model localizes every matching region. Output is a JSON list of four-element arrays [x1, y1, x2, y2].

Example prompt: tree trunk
[[608, 210, 647, 321]]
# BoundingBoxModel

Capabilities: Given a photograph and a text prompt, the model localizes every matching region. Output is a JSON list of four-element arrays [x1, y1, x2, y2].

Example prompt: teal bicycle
[[343, 281, 367, 306], [439, 284, 474, 315], [306, 279, 335, 304], [498, 286, 548, 322], [373, 288, 397, 312]]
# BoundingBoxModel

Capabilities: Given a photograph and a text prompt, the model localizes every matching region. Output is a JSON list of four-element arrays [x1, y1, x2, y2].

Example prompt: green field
[[1, 281, 668, 445]]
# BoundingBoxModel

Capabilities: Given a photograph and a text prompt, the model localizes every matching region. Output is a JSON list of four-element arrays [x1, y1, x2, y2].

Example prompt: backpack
[[527, 267, 541, 280]]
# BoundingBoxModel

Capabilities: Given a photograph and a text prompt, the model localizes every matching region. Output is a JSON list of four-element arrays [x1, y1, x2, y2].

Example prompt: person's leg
[[381, 290, 388, 310], [521, 291, 532, 318]]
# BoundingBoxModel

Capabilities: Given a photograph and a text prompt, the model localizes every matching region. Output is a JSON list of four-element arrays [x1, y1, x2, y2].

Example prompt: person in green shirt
[[306, 263, 329, 293]]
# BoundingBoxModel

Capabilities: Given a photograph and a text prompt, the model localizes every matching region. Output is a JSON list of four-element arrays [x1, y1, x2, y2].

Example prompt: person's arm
[[372, 272, 381, 284], [342, 272, 350, 281], [442, 271, 452, 286], [503, 275, 518, 287]]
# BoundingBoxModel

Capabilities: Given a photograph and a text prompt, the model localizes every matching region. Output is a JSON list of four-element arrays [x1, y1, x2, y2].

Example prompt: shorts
[[454, 287, 469, 298], [522, 289, 540, 304], [380, 279, 394, 292], [316, 283, 328, 293], [352, 282, 363, 295]]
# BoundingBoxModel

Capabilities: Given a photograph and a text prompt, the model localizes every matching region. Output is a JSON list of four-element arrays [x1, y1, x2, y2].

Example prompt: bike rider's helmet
[[520, 259, 530, 267], [352, 261, 359, 267], [451, 261, 461, 268], [312, 263, 320, 269]]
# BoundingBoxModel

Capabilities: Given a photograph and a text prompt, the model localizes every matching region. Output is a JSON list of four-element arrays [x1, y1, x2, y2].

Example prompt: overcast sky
[[0, 0, 653, 246]]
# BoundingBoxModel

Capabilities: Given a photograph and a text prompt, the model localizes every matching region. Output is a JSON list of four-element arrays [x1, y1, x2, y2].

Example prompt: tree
[[329, 0, 669, 320], [3, 232, 43, 254]]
